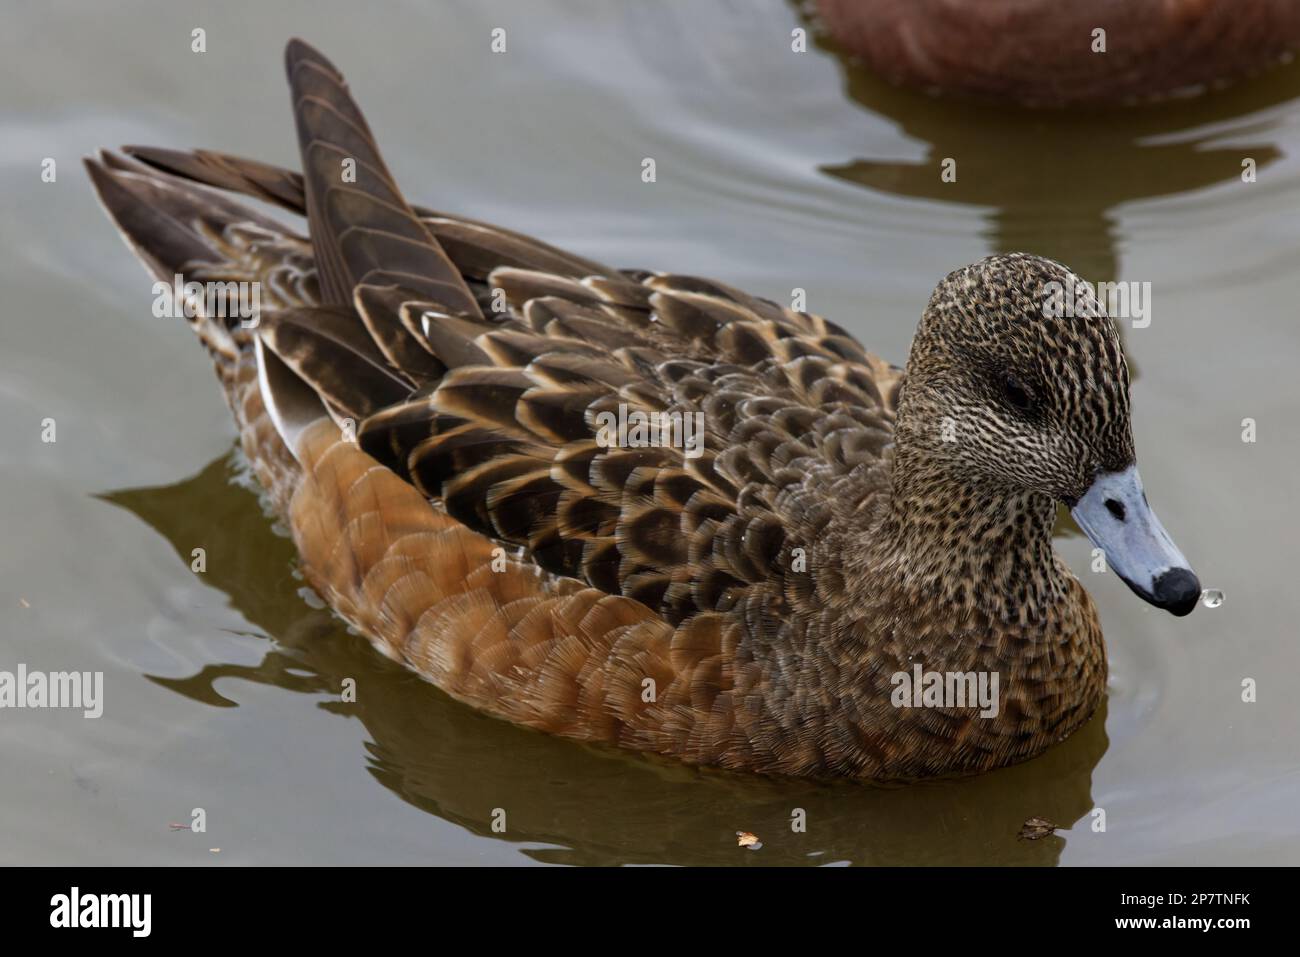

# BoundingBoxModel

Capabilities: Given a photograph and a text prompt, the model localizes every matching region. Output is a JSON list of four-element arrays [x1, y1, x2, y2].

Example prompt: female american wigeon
[[86, 40, 1198, 780]]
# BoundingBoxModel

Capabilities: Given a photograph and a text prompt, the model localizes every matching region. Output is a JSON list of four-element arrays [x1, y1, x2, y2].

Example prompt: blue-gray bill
[[1070, 465, 1200, 616]]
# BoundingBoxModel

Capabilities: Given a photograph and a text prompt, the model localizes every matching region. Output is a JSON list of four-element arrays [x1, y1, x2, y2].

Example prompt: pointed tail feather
[[85, 151, 226, 285], [121, 145, 308, 215]]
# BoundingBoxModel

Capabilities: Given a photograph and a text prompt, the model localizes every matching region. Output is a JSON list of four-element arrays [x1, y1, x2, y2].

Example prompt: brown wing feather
[[290, 419, 787, 767], [284, 38, 479, 316], [92, 135, 905, 634], [349, 271, 901, 632]]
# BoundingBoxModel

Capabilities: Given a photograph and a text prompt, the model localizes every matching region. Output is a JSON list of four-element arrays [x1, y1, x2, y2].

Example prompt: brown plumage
[[86, 39, 1172, 780]]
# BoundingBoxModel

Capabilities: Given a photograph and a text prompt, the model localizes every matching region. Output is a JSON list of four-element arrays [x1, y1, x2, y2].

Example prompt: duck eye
[[1001, 374, 1033, 411]]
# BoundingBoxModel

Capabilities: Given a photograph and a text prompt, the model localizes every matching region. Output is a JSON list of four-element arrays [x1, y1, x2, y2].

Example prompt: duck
[[85, 39, 1200, 780], [814, 0, 1300, 107]]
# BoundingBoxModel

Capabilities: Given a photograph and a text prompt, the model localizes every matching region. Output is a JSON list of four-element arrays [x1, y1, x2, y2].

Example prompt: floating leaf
[[1018, 816, 1061, 841]]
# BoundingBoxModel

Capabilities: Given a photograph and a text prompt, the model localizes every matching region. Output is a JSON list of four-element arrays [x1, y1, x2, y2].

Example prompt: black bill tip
[[1152, 567, 1201, 617]]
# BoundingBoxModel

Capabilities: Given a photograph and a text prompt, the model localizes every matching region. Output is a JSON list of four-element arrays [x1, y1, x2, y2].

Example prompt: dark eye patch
[[1001, 373, 1034, 412]]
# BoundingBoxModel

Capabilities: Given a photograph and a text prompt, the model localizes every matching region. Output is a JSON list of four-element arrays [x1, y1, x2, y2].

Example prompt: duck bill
[[1070, 465, 1200, 616]]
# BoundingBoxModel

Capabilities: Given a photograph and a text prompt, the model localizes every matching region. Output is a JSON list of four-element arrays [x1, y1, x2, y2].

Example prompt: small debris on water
[[736, 831, 762, 849], [1018, 817, 1061, 841]]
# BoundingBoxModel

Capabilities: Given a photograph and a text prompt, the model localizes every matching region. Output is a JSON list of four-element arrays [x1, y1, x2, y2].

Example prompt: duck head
[[895, 253, 1199, 616]]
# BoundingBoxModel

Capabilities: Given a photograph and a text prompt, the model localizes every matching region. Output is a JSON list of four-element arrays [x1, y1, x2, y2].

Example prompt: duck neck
[[864, 444, 1069, 624]]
